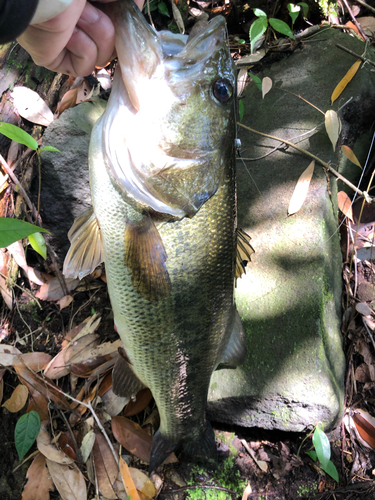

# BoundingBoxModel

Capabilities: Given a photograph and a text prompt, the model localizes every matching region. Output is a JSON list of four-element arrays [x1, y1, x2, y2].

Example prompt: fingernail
[[80, 4, 99, 24]]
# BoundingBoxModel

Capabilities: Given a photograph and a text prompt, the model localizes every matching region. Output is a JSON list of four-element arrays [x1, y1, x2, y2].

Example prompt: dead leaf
[[46, 459, 87, 500], [331, 59, 362, 104], [7, 240, 45, 286], [15, 352, 52, 372], [37, 423, 74, 464], [80, 430, 95, 463], [241, 439, 268, 472], [129, 467, 156, 499], [357, 16, 375, 35], [262, 77, 272, 99], [337, 191, 353, 222], [112, 416, 177, 464], [171, 1, 185, 33], [342, 145, 362, 169], [0, 344, 21, 366], [3, 384, 28, 412], [325, 110, 341, 151], [356, 302, 373, 316], [14, 360, 71, 412], [57, 294, 74, 310], [92, 433, 118, 499], [242, 483, 252, 500], [101, 388, 129, 416], [36, 277, 79, 301], [43, 334, 99, 380], [123, 388, 153, 417], [12, 87, 54, 126], [352, 408, 375, 449], [120, 458, 142, 500], [287, 161, 315, 216], [22, 453, 54, 500], [56, 88, 78, 116], [237, 68, 248, 98]]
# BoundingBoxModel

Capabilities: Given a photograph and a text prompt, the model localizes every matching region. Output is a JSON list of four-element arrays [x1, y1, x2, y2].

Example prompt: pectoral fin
[[236, 228, 255, 280], [63, 208, 104, 280], [124, 215, 171, 301], [112, 347, 146, 398], [217, 308, 247, 369]]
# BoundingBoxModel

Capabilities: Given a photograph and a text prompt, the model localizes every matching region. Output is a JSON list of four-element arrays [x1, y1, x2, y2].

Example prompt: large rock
[[208, 28, 375, 431]]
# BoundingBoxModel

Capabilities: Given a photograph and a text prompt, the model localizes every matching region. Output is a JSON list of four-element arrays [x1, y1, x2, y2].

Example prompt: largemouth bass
[[64, 0, 252, 471]]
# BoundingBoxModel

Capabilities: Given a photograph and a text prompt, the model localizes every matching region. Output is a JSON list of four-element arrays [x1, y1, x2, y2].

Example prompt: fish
[[63, 0, 253, 472]]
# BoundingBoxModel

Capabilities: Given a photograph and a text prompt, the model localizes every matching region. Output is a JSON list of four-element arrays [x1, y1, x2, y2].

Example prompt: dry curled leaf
[[287, 161, 315, 216], [331, 59, 361, 104], [36, 277, 79, 301], [22, 453, 54, 500], [46, 459, 87, 500], [37, 423, 74, 464]]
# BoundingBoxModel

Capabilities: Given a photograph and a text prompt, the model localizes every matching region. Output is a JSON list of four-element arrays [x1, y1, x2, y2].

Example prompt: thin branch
[[342, 0, 368, 40], [355, 0, 375, 14], [237, 122, 368, 198], [336, 43, 375, 67]]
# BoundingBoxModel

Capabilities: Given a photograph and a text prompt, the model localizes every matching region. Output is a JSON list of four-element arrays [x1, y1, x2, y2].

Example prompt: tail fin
[[149, 421, 217, 473]]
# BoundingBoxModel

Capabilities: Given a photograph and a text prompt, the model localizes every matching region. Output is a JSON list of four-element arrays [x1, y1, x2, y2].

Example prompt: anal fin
[[112, 347, 146, 398], [217, 308, 247, 369], [125, 215, 171, 301], [63, 207, 104, 280], [236, 227, 255, 280]]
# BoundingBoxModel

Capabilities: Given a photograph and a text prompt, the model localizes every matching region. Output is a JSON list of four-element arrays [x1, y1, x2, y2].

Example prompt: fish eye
[[212, 78, 233, 104]]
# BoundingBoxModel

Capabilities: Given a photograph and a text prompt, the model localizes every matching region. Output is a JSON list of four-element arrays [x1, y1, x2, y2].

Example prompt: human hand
[[17, 0, 145, 77]]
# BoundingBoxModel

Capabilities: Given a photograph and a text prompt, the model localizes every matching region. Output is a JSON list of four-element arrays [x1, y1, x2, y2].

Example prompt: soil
[[1, 1, 375, 499]]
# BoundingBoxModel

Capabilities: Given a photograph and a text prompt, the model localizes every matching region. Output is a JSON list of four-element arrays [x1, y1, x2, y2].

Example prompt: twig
[[355, 0, 375, 14], [342, 0, 368, 40], [237, 122, 367, 198], [336, 43, 375, 67]]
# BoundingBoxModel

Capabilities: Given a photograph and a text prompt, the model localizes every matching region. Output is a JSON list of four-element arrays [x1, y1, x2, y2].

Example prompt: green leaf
[[237, 39, 246, 44], [39, 145, 61, 153], [28, 232, 47, 259], [321, 459, 339, 483], [298, 2, 309, 18], [312, 426, 331, 468], [0, 123, 38, 150], [15, 411, 41, 461], [253, 8, 267, 18], [287, 3, 301, 26], [238, 100, 245, 122], [250, 17, 268, 53], [306, 450, 317, 461], [0, 217, 50, 248], [157, 2, 170, 17], [248, 72, 262, 91], [269, 18, 295, 39]]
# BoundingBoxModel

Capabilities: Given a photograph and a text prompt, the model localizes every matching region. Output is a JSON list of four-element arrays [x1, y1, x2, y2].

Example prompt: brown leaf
[[12, 87, 54, 126], [120, 458, 141, 500], [56, 88, 78, 116], [27, 389, 49, 422], [22, 453, 54, 500], [37, 423, 74, 464], [36, 277, 79, 301], [123, 389, 153, 417], [101, 388, 129, 417], [92, 433, 118, 499], [7, 240, 45, 285], [58, 432, 77, 461], [341, 145, 362, 169], [242, 483, 252, 500], [57, 294, 74, 310], [331, 60, 362, 104], [46, 459, 87, 500], [43, 334, 99, 380], [0, 344, 21, 366], [337, 191, 353, 222], [352, 409, 375, 449], [14, 359, 71, 412], [112, 416, 177, 465], [287, 161, 315, 216], [3, 384, 28, 412], [129, 467, 156, 499], [15, 352, 52, 372]]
